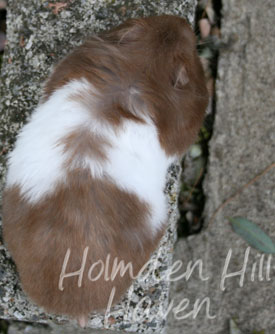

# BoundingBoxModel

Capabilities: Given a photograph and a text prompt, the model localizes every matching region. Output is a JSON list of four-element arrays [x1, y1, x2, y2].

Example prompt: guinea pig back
[[2, 15, 208, 323]]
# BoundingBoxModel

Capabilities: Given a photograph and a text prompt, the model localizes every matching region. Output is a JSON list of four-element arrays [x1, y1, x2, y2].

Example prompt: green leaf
[[230, 319, 244, 334], [229, 217, 275, 254], [199, 47, 213, 59], [189, 144, 202, 158]]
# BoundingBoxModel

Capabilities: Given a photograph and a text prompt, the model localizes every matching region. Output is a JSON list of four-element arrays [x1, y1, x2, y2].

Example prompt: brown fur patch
[[58, 126, 111, 168], [43, 15, 208, 156], [70, 90, 146, 127], [2, 169, 166, 318]]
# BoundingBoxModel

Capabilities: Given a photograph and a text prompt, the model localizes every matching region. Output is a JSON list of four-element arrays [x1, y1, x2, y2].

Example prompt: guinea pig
[[2, 15, 208, 326]]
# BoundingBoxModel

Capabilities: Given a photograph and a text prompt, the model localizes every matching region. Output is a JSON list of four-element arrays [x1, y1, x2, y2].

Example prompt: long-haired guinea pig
[[2, 15, 208, 326]]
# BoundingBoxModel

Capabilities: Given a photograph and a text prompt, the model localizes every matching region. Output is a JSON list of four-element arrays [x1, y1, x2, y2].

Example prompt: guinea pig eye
[[172, 65, 189, 89]]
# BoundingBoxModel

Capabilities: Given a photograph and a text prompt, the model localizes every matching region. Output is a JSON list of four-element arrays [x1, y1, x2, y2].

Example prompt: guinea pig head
[[103, 15, 209, 156]]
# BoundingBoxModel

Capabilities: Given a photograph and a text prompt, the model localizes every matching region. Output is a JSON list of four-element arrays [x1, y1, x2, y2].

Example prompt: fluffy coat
[[2, 15, 208, 323]]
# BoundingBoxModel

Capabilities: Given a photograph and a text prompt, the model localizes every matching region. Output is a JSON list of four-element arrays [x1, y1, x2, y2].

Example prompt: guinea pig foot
[[77, 315, 88, 328]]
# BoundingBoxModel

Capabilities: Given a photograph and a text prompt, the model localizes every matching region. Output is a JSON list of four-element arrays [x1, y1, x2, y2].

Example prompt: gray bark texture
[[167, 0, 275, 334], [0, 0, 197, 333]]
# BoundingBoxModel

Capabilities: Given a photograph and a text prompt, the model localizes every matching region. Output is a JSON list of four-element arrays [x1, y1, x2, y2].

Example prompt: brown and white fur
[[2, 15, 208, 326]]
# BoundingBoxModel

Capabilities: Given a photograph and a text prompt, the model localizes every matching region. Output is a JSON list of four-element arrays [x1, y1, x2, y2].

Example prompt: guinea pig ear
[[173, 65, 189, 89]]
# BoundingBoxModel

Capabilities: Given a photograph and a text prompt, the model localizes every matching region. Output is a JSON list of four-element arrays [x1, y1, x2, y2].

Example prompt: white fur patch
[[104, 119, 172, 233], [6, 80, 97, 201], [7, 79, 173, 234]]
